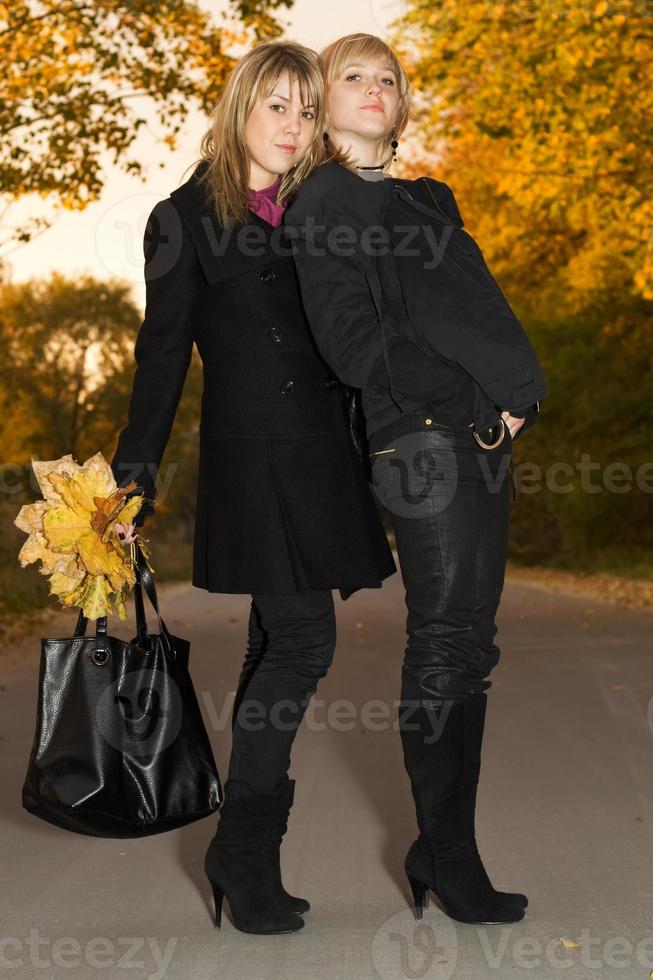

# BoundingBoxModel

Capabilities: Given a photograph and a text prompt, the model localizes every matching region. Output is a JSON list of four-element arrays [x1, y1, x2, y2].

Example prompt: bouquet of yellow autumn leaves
[[13, 452, 154, 621]]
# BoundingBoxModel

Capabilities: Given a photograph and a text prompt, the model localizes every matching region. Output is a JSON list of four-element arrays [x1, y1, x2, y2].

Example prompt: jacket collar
[[287, 160, 389, 230], [290, 160, 462, 230], [169, 160, 292, 285], [387, 177, 463, 228]]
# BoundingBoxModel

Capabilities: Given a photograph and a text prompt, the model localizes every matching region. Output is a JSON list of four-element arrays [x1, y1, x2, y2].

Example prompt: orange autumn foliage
[[392, 0, 652, 314]]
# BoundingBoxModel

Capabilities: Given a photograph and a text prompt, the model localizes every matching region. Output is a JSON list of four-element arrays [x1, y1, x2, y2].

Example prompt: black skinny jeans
[[368, 411, 515, 708], [225, 589, 336, 799]]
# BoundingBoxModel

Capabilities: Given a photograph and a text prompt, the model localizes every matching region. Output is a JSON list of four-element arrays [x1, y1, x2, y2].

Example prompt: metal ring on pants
[[472, 417, 506, 450]]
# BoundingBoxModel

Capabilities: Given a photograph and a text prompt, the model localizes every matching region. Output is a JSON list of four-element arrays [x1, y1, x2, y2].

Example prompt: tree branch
[[0, 1, 95, 38]]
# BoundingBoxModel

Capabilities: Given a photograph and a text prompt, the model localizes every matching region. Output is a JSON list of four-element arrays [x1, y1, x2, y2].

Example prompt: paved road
[[1, 564, 652, 980]]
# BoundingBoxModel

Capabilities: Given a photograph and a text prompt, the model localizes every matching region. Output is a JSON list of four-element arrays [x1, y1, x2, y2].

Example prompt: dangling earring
[[390, 127, 399, 160]]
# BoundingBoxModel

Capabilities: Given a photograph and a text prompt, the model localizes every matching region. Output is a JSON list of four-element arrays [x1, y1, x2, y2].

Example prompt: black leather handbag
[[22, 540, 222, 837]]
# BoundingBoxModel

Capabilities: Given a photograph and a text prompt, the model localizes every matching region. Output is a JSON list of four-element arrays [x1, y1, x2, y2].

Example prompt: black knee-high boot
[[405, 692, 528, 910], [214, 777, 311, 917], [401, 694, 526, 924], [267, 777, 310, 914], [230, 621, 310, 916], [459, 693, 528, 907], [204, 781, 305, 934]]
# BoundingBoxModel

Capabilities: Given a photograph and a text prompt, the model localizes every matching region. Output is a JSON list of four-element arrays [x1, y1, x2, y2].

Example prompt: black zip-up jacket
[[283, 161, 548, 439]]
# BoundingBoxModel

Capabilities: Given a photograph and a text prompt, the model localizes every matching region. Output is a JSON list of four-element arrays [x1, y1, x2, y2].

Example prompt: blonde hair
[[190, 40, 326, 226], [319, 33, 411, 173]]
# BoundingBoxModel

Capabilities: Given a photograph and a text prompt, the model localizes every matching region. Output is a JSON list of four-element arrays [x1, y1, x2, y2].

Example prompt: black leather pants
[[368, 412, 515, 706], [226, 589, 336, 798]]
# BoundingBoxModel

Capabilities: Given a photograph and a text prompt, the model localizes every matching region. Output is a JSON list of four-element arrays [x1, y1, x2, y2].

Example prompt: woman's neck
[[249, 161, 282, 191], [328, 130, 387, 169], [354, 168, 387, 182]]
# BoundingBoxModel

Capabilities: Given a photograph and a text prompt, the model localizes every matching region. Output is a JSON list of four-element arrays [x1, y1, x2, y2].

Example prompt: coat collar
[[387, 176, 463, 228], [287, 160, 462, 230], [287, 160, 389, 231], [169, 160, 292, 285]]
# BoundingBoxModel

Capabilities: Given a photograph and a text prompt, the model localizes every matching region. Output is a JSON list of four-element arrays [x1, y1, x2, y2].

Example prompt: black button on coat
[[110, 160, 396, 599]]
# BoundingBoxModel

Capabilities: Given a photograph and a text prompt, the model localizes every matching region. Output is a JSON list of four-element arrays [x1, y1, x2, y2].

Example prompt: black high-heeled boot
[[400, 695, 526, 925], [229, 613, 310, 916], [204, 787, 305, 934], [266, 777, 310, 915], [405, 692, 527, 910]]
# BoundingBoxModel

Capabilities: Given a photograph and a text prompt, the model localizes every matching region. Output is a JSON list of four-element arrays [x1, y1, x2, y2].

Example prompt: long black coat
[[283, 162, 549, 435], [110, 160, 396, 598]]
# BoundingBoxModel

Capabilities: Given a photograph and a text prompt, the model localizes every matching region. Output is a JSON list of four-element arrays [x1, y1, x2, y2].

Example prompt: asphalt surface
[[1, 562, 652, 980]]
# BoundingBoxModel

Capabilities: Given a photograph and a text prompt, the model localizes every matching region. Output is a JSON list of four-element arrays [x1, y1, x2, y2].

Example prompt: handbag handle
[[73, 540, 175, 657], [131, 541, 175, 657]]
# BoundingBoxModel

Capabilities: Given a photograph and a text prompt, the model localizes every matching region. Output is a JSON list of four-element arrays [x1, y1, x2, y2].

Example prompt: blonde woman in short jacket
[[284, 32, 550, 927]]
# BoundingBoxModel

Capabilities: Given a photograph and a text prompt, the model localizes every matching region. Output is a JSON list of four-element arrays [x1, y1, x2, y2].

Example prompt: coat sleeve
[[110, 197, 199, 522], [284, 190, 471, 408], [285, 191, 412, 399], [367, 335, 471, 402], [509, 400, 541, 440], [431, 178, 544, 437]]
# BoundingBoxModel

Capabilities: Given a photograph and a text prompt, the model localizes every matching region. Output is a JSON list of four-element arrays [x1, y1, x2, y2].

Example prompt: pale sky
[[6, 0, 405, 308]]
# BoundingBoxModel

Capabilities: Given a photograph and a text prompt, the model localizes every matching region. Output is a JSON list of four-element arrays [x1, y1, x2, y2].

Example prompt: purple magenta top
[[247, 174, 285, 227]]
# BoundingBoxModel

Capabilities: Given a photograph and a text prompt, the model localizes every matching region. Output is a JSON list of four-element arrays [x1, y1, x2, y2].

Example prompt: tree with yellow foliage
[[0, 0, 290, 251], [391, 0, 653, 574], [394, 0, 653, 311]]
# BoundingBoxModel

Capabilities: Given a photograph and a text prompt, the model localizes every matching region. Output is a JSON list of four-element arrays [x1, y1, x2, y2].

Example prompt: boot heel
[[407, 873, 429, 919], [210, 880, 224, 928]]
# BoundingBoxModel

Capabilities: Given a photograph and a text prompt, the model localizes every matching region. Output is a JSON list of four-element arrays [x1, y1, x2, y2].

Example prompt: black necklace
[[356, 157, 391, 171]]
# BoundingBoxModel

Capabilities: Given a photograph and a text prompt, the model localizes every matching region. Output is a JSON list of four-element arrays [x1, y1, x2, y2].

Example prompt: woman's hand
[[501, 410, 526, 439], [113, 522, 138, 544]]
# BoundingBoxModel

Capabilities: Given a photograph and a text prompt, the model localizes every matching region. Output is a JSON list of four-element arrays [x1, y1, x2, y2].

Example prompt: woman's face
[[244, 69, 317, 188], [326, 56, 400, 144]]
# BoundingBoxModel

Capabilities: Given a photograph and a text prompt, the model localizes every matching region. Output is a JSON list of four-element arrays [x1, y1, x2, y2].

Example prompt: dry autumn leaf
[[14, 451, 153, 621], [559, 938, 582, 949]]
